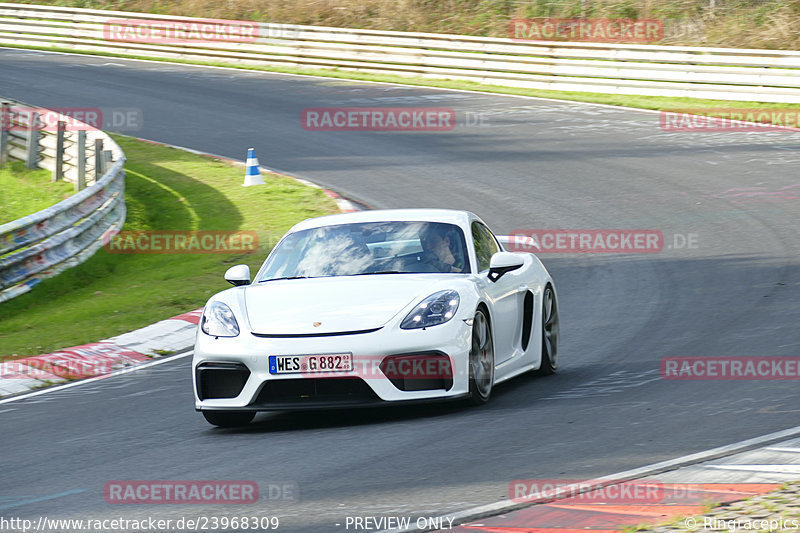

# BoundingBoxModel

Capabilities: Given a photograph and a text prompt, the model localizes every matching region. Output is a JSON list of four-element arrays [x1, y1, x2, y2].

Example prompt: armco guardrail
[[0, 100, 110, 187], [1, 3, 800, 102], [0, 98, 125, 303]]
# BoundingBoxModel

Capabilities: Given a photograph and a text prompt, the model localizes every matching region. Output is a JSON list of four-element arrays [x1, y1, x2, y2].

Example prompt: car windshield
[[257, 221, 470, 280]]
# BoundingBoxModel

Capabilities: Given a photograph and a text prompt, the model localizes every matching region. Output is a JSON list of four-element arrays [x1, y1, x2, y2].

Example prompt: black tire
[[535, 284, 559, 376], [202, 410, 255, 427], [468, 308, 495, 405]]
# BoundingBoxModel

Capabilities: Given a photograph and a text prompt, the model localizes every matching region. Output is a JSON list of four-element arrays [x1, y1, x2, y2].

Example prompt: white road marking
[[766, 447, 800, 453], [0, 489, 87, 512], [0, 351, 193, 406], [705, 464, 800, 474]]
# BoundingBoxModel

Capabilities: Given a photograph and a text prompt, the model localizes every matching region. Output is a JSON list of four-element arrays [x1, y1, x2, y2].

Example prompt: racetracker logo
[[276, 354, 456, 380], [301, 108, 456, 131], [660, 109, 800, 132], [0, 344, 145, 380], [509, 18, 663, 43], [0, 359, 114, 379], [0, 106, 143, 132], [0, 106, 101, 132], [509, 479, 665, 503], [660, 357, 800, 380], [508, 230, 663, 253], [103, 231, 258, 254], [104, 18, 259, 43], [104, 481, 260, 504]]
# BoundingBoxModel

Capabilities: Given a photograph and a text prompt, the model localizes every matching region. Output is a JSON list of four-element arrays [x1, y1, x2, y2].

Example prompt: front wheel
[[468, 309, 495, 405], [202, 410, 255, 427], [535, 285, 559, 376]]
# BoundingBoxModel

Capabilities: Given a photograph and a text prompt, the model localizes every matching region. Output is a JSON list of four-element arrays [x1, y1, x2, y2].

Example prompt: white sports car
[[193, 209, 559, 427]]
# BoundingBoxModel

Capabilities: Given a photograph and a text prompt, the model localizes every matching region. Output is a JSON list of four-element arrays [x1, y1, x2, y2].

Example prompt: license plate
[[269, 353, 353, 375]]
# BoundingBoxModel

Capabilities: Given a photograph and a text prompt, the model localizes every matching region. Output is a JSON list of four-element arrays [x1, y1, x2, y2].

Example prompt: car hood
[[243, 275, 449, 335]]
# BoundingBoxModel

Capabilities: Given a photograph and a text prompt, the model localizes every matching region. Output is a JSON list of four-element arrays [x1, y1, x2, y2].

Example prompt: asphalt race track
[[1, 48, 799, 532]]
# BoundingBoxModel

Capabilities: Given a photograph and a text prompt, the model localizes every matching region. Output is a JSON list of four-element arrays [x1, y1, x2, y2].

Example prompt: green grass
[[0, 161, 74, 225], [11, 0, 800, 49], [4, 44, 800, 117], [0, 134, 338, 357]]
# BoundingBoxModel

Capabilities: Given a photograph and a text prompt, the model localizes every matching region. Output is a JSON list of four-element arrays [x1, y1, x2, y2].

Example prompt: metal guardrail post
[[53, 120, 65, 182], [0, 102, 9, 165], [94, 138, 103, 180], [76, 130, 86, 192], [25, 111, 40, 169]]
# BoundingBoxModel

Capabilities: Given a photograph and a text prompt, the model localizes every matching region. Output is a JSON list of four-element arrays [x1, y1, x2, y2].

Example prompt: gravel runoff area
[[641, 481, 800, 532]]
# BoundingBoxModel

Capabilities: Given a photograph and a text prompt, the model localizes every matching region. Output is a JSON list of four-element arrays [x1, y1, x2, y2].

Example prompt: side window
[[472, 222, 500, 272]]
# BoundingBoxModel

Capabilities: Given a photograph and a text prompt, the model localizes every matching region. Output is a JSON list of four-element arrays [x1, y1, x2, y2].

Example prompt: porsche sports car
[[193, 209, 559, 427]]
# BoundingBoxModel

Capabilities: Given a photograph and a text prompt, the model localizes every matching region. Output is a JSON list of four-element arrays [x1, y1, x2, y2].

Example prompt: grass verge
[[4, 44, 800, 118], [0, 134, 338, 358], [10, 0, 800, 49], [0, 161, 74, 225], [622, 480, 800, 531]]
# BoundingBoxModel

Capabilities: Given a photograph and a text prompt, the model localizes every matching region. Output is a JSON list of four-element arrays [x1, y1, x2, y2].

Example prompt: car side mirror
[[488, 252, 524, 282], [224, 264, 251, 286]]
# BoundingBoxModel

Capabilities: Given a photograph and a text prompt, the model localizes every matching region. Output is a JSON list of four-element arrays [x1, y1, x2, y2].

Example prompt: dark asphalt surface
[[1, 49, 799, 532]]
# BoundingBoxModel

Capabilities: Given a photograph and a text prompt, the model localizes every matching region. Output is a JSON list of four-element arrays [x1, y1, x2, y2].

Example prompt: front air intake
[[380, 353, 453, 391], [254, 378, 379, 405], [196, 362, 250, 400]]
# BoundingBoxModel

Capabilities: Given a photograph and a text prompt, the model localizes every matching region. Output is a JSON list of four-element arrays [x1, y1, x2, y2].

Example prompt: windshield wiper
[[347, 270, 404, 276], [263, 272, 405, 281], [259, 276, 313, 282]]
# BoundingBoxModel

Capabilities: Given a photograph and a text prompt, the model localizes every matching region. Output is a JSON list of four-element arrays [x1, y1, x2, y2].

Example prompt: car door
[[471, 221, 522, 365]]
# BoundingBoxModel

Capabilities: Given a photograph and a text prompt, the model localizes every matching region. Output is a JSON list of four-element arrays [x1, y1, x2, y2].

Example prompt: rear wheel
[[468, 308, 494, 405], [202, 410, 255, 427], [535, 285, 559, 376]]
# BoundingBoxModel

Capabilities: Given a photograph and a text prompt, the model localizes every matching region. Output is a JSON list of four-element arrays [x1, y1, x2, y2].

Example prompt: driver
[[420, 226, 464, 273]]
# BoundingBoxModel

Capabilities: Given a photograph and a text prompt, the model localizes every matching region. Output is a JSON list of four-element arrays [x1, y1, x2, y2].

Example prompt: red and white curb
[[0, 137, 364, 399], [0, 309, 201, 397], [397, 425, 800, 533]]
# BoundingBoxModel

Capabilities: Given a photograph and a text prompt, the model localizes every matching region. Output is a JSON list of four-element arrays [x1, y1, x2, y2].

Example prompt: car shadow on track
[[212, 403, 467, 434], [202, 371, 563, 434]]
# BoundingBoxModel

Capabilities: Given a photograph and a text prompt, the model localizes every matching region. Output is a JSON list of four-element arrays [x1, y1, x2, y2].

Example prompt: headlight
[[400, 290, 460, 329], [201, 301, 240, 337]]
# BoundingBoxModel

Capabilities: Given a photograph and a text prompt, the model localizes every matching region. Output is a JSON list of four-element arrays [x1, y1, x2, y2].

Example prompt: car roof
[[288, 209, 481, 233]]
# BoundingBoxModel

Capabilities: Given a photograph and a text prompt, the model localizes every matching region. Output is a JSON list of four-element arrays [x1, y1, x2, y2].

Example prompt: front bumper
[[192, 320, 472, 411]]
